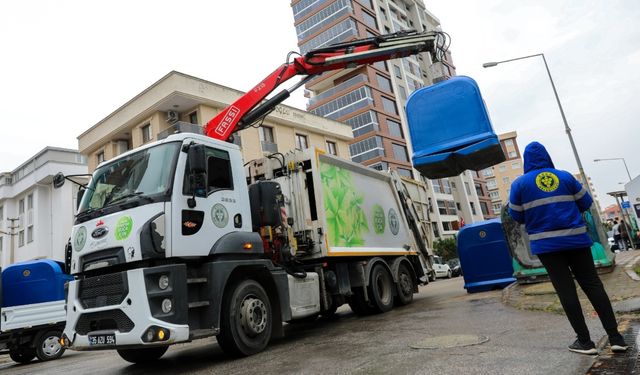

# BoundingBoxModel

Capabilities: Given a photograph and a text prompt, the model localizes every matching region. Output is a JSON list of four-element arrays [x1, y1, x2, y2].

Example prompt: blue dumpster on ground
[[457, 219, 516, 293], [1, 259, 72, 307], [406, 76, 505, 179]]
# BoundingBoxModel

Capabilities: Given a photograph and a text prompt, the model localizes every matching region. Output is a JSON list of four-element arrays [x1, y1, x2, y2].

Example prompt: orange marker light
[[243, 243, 253, 250]]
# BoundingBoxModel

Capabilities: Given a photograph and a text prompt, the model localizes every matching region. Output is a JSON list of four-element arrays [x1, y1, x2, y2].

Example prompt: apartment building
[[77, 71, 353, 172], [290, 0, 484, 239], [480, 131, 524, 216], [0, 147, 87, 267]]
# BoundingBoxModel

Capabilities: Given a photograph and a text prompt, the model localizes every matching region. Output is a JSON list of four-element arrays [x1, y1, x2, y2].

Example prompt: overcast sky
[[1, 1, 638, 207]]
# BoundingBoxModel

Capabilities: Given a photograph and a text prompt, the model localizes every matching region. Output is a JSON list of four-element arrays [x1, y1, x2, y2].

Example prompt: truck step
[[189, 328, 218, 340], [188, 301, 210, 308], [187, 278, 208, 284]]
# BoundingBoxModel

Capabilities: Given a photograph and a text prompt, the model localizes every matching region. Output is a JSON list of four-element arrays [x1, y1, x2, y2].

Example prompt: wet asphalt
[[0, 277, 616, 374]]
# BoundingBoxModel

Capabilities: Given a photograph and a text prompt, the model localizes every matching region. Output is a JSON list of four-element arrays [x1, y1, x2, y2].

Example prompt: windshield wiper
[[106, 192, 154, 207]]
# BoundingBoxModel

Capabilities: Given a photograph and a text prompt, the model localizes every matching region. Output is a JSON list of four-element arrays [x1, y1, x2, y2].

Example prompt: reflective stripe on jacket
[[508, 142, 593, 255]]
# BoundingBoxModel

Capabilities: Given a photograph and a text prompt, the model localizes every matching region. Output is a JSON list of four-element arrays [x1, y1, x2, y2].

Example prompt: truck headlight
[[158, 275, 169, 290]]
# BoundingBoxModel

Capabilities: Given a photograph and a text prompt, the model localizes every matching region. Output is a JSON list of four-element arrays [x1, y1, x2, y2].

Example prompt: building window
[[480, 202, 489, 216], [373, 61, 387, 71], [97, 151, 105, 164], [489, 191, 500, 199], [475, 183, 483, 196], [0, 237, 3, 254], [499, 165, 506, 172], [380, 7, 387, 20], [492, 202, 503, 214], [27, 225, 33, 243], [504, 139, 514, 147], [397, 168, 412, 178], [394, 65, 402, 79], [441, 179, 452, 194], [295, 134, 309, 150], [189, 111, 198, 124], [392, 143, 409, 162], [502, 176, 510, 184], [141, 124, 152, 143], [259, 126, 277, 153], [349, 136, 385, 163], [482, 168, 494, 177], [362, 11, 377, 29], [381, 96, 398, 115], [508, 151, 517, 158], [310, 86, 373, 120], [0, 205, 3, 221], [18, 230, 24, 247], [387, 119, 403, 138], [487, 179, 497, 190], [398, 86, 407, 100], [27, 193, 33, 210], [18, 199, 24, 214], [464, 182, 471, 195], [512, 162, 521, 169], [326, 141, 337, 155], [470, 202, 477, 215], [437, 199, 457, 215], [376, 74, 393, 93], [346, 110, 379, 137]]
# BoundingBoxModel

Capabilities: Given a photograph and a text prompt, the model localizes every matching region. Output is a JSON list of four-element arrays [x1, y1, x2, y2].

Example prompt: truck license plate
[[88, 333, 116, 346]]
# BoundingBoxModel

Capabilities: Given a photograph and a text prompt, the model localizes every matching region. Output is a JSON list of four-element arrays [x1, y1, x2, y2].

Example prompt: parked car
[[447, 258, 462, 277], [432, 256, 452, 279]]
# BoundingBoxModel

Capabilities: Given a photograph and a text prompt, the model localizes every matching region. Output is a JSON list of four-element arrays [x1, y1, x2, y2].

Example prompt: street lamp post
[[483, 54, 613, 250], [483, 53, 591, 195], [594, 158, 633, 182]]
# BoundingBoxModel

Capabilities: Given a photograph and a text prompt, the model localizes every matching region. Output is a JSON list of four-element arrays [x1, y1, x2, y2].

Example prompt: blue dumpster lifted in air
[[406, 76, 505, 179]]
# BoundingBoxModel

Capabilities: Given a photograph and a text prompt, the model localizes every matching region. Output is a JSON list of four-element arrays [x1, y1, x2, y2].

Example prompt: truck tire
[[117, 346, 168, 364], [347, 287, 373, 316], [9, 348, 36, 364], [217, 279, 272, 357], [394, 262, 414, 306], [368, 264, 394, 313], [35, 330, 65, 361]]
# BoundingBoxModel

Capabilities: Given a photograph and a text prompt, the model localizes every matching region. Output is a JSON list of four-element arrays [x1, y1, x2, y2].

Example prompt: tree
[[433, 237, 458, 261]]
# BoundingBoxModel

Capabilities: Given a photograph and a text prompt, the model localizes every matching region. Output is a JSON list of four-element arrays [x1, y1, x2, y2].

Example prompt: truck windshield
[[78, 142, 180, 214]]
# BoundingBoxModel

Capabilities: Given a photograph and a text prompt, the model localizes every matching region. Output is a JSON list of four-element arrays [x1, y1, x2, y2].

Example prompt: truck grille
[[78, 272, 129, 309], [75, 310, 135, 335]]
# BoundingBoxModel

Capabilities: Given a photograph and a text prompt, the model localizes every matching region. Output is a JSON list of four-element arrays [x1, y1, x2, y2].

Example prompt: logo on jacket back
[[535, 172, 559, 192]]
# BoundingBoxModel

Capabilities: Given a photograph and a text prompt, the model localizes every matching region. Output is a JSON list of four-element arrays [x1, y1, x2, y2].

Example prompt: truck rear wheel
[[368, 264, 394, 313], [347, 287, 373, 316], [9, 348, 36, 364], [395, 262, 415, 306], [117, 346, 168, 364], [217, 279, 272, 357], [35, 330, 65, 361]]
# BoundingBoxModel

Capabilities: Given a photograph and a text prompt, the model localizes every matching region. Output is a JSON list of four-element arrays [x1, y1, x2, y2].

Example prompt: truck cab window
[[184, 146, 233, 195]]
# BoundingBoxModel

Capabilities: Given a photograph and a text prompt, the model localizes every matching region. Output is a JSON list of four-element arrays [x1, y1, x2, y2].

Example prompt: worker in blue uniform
[[508, 141, 627, 355]]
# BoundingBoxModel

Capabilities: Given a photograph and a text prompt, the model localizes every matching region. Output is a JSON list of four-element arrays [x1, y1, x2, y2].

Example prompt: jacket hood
[[523, 141, 555, 173]]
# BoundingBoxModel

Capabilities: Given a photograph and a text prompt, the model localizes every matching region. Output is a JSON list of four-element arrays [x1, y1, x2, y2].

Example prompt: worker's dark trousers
[[537, 248, 620, 343]]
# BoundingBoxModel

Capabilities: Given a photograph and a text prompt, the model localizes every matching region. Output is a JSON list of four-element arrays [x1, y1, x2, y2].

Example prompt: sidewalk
[[503, 249, 640, 316]]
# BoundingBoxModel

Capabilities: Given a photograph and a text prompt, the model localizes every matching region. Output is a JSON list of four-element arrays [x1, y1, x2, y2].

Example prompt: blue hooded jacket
[[508, 142, 593, 254]]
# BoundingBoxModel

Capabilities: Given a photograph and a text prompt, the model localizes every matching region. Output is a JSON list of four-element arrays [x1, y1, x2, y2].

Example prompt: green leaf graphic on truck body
[[321, 162, 369, 247]]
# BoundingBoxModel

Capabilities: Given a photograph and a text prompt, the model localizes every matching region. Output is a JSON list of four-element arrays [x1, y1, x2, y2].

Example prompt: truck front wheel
[[217, 279, 272, 357], [35, 330, 65, 361], [9, 347, 36, 364], [117, 346, 168, 364]]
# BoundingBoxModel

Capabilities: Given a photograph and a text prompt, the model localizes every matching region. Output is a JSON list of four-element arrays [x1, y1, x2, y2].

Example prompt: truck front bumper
[[64, 265, 190, 350]]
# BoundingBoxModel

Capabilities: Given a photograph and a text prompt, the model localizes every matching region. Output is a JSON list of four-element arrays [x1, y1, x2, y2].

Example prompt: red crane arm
[[204, 30, 446, 141]]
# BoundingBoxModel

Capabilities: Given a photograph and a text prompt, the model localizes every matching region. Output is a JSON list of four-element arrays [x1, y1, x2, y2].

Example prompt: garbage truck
[[55, 30, 451, 363], [0, 260, 72, 363]]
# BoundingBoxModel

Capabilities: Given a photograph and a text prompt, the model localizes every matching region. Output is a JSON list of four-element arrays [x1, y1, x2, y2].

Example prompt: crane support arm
[[204, 30, 448, 141]]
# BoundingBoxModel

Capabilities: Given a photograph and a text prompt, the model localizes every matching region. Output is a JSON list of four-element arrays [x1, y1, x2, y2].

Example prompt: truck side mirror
[[187, 144, 207, 208], [53, 172, 66, 188], [188, 144, 207, 174], [76, 188, 86, 210]]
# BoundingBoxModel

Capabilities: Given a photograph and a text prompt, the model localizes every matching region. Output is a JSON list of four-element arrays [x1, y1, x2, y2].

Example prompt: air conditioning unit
[[167, 110, 180, 124]]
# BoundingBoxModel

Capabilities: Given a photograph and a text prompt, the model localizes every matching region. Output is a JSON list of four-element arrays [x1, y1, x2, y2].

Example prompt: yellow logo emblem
[[535, 172, 559, 192]]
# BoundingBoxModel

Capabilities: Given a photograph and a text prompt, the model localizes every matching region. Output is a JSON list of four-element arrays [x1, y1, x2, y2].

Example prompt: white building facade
[[0, 147, 87, 268]]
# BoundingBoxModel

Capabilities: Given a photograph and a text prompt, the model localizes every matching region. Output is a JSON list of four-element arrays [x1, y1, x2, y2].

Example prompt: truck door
[[171, 144, 245, 257]]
